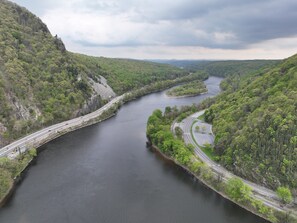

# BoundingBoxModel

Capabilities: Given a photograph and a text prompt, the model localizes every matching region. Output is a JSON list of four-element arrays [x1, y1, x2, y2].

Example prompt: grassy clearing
[[197, 114, 205, 121], [200, 144, 218, 161]]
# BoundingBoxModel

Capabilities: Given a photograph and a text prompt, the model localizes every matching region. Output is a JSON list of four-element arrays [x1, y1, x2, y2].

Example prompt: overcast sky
[[10, 0, 297, 59]]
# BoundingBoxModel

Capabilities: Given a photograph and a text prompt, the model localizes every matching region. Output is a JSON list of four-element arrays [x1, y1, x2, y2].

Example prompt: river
[[0, 77, 268, 223]]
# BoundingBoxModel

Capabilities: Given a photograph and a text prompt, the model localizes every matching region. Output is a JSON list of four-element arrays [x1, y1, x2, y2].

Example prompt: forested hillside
[[71, 53, 187, 94], [0, 0, 95, 144], [155, 60, 280, 77], [205, 54, 297, 190], [0, 0, 186, 147], [191, 60, 280, 77]]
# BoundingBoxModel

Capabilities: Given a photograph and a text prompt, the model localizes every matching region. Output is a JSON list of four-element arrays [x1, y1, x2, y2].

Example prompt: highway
[[176, 111, 296, 213], [0, 95, 124, 159]]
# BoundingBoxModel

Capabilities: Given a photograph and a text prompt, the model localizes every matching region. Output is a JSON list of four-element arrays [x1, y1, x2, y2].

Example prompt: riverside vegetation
[[166, 79, 207, 97], [122, 71, 209, 102], [0, 149, 36, 203], [147, 107, 296, 223]]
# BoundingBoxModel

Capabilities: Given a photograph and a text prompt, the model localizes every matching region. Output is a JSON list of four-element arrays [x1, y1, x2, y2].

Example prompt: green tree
[[225, 177, 252, 203], [276, 186, 293, 204], [165, 106, 172, 115], [175, 126, 183, 139]]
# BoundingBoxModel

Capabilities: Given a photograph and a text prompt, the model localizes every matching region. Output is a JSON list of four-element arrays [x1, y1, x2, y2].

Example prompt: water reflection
[[0, 77, 268, 223]]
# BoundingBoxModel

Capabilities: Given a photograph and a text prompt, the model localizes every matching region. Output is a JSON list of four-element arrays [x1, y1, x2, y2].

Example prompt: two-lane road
[[0, 95, 124, 158]]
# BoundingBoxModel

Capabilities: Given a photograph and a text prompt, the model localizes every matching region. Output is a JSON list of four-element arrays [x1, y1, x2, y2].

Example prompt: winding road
[[175, 110, 296, 213], [0, 95, 124, 159], [1, 90, 295, 215]]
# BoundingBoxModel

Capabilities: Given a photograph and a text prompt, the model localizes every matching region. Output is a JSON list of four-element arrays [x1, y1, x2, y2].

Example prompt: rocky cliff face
[[0, 0, 113, 146], [77, 94, 102, 116]]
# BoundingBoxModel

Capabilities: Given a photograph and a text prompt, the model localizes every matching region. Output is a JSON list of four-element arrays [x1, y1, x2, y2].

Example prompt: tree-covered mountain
[[154, 59, 280, 77], [205, 54, 297, 190], [0, 0, 185, 147], [190, 60, 280, 77], [0, 0, 94, 144], [71, 53, 187, 94]]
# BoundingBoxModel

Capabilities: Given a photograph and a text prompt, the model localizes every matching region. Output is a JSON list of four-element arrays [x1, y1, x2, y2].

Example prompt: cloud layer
[[11, 0, 297, 59]]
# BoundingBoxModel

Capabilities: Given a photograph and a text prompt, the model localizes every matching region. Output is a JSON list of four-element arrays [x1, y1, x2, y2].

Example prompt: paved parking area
[[192, 121, 214, 146]]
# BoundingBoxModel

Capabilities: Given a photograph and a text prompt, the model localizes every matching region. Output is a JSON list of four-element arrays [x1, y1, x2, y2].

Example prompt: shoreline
[[0, 156, 35, 207], [0, 75, 206, 207], [165, 90, 208, 99], [149, 142, 277, 223], [0, 111, 118, 207], [0, 73, 208, 157]]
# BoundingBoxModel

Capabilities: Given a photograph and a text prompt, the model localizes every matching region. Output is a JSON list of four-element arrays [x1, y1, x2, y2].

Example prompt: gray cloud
[[10, 0, 297, 51], [11, 0, 63, 14]]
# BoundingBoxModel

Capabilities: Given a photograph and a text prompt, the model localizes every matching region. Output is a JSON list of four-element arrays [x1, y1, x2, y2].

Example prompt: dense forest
[[204, 54, 297, 191], [0, 0, 186, 146], [71, 53, 187, 94], [0, 0, 93, 144], [191, 60, 280, 78], [155, 59, 280, 77]]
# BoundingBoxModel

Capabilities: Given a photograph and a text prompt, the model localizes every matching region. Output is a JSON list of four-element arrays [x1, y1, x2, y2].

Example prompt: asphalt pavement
[[0, 95, 124, 158]]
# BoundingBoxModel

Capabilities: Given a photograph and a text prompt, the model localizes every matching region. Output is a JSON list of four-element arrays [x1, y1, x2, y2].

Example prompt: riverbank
[[0, 158, 36, 207], [166, 91, 208, 99], [0, 73, 210, 207], [122, 73, 209, 103], [147, 108, 297, 223], [1, 72, 208, 158], [149, 141, 294, 223], [0, 102, 121, 206], [0, 76, 271, 223], [165, 80, 208, 98], [180, 111, 297, 211], [0, 150, 37, 207], [0, 71, 209, 158]]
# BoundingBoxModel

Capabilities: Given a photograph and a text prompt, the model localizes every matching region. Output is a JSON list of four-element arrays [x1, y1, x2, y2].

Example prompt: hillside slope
[[155, 60, 280, 77], [0, 0, 95, 145], [0, 0, 185, 147], [191, 60, 280, 77], [206, 54, 297, 190], [70, 53, 187, 94]]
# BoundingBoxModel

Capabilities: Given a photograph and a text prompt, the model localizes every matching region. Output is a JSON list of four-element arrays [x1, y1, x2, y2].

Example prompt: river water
[[0, 77, 267, 223]]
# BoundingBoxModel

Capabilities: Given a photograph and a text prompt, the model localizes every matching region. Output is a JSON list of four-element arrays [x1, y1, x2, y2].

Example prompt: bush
[[276, 186, 293, 204], [225, 177, 252, 203]]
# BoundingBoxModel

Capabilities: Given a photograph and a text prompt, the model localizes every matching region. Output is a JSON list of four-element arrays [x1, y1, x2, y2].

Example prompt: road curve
[[177, 111, 296, 213], [0, 95, 124, 159]]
